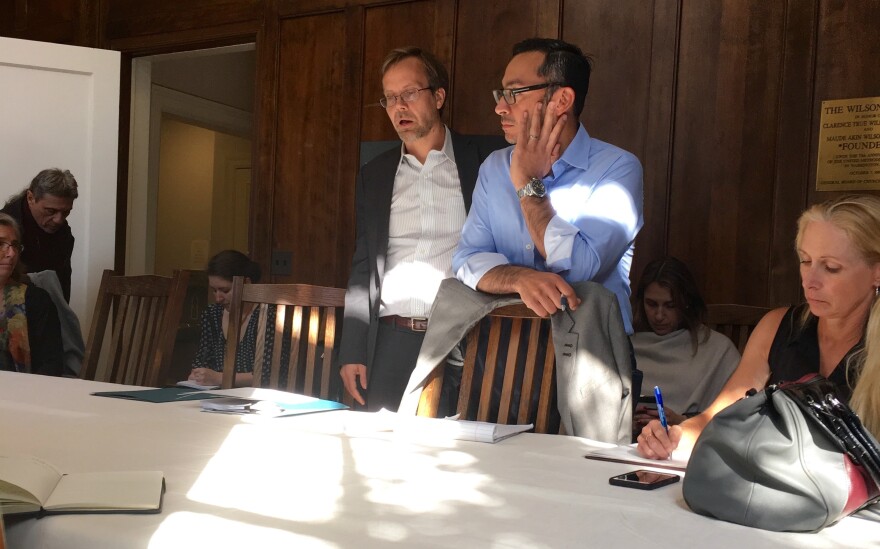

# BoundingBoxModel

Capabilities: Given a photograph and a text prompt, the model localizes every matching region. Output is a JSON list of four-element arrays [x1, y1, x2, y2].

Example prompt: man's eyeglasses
[[0, 241, 23, 254], [380, 87, 432, 109], [492, 82, 564, 105]]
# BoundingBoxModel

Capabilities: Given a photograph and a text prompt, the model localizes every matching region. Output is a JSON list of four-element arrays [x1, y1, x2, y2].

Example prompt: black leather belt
[[380, 315, 428, 332]]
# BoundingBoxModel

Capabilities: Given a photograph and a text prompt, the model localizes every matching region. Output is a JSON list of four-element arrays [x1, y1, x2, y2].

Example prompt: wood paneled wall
[[3, 0, 878, 308]]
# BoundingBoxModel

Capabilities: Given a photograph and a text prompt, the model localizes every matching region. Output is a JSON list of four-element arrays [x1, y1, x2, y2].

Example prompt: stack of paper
[[395, 416, 533, 443], [199, 388, 347, 417], [176, 380, 220, 390], [201, 398, 255, 413]]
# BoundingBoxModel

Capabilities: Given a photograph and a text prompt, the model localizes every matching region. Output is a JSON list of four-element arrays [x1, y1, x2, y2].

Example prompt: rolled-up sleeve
[[453, 161, 510, 290]]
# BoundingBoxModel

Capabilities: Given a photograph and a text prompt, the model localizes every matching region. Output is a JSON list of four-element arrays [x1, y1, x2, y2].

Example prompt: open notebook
[[0, 455, 165, 515]]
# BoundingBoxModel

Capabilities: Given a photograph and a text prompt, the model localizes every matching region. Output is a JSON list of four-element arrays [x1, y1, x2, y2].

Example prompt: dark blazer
[[337, 130, 506, 371]]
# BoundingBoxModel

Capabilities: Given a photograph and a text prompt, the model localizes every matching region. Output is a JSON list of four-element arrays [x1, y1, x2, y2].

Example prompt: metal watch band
[[517, 177, 546, 199]]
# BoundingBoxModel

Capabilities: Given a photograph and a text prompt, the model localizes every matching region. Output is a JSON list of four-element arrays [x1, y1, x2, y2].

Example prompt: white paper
[[176, 380, 220, 390], [583, 444, 689, 471], [394, 415, 533, 443]]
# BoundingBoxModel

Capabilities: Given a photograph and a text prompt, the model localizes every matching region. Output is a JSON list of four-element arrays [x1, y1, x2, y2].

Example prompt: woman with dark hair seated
[[186, 250, 274, 388], [631, 257, 740, 430], [0, 212, 63, 375]]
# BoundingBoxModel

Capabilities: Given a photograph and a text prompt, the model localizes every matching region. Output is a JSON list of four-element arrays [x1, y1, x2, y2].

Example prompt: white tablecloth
[[1, 371, 877, 548]]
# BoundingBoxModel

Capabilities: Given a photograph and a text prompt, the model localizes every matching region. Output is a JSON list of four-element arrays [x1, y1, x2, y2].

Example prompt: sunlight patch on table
[[186, 425, 343, 522], [149, 512, 339, 548], [348, 438, 498, 514]]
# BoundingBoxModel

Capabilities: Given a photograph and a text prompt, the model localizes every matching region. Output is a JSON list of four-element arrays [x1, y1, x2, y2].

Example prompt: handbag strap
[[780, 375, 880, 493]]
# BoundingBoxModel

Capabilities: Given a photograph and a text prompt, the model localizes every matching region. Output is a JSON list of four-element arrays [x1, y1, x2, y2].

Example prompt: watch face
[[530, 179, 546, 197]]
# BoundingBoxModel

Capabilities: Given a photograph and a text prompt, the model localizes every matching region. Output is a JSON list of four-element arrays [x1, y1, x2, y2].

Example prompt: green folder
[[91, 387, 225, 403]]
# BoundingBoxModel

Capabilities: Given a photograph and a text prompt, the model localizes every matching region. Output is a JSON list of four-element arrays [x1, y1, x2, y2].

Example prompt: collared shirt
[[453, 124, 643, 333], [380, 126, 466, 318]]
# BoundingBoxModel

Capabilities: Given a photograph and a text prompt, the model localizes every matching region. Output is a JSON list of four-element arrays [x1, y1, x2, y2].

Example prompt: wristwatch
[[516, 177, 547, 199]]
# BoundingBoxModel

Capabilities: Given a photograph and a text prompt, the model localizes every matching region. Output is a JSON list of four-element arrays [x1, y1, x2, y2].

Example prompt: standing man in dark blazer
[[338, 46, 504, 411]]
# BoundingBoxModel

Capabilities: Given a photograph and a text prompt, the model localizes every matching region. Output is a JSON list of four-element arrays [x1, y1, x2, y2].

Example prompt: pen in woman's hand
[[654, 386, 669, 434]]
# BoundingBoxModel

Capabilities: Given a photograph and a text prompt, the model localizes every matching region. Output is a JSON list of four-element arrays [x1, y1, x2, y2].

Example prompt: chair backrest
[[417, 303, 559, 433], [81, 269, 190, 386], [220, 277, 346, 400], [707, 304, 770, 353]]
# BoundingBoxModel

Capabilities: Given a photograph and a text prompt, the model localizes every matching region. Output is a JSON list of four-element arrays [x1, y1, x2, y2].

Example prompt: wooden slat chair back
[[418, 303, 560, 434], [707, 304, 770, 353], [81, 269, 190, 387], [220, 277, 347, 401]]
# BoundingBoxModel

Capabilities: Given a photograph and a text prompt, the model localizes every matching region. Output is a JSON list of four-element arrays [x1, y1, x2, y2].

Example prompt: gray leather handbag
[[683, 375, 880, 532]]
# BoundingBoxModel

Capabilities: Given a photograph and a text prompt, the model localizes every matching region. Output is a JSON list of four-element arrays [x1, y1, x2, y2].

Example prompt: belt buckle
[[409, 317, 428, 332]]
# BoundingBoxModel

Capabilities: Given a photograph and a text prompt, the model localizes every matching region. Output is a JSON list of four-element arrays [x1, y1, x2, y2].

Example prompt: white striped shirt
[[380, 127, 466, 319]]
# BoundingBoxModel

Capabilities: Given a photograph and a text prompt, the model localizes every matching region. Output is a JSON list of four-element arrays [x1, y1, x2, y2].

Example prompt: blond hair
[[796, 195, 880, 435]]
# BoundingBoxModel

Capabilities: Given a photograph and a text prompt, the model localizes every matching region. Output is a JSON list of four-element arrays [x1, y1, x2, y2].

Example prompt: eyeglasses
[[380, 87, 432, 109], [492, 82, 564, 105], [0, 241, 23, 254]]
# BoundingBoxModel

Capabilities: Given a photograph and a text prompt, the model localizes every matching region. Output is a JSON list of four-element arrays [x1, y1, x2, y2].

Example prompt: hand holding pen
[[634, 386, 683, 461]]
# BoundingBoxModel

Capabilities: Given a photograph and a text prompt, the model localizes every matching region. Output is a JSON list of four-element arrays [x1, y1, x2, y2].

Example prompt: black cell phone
[[638, 394, 658, 410], [609, 470, 680, 490]]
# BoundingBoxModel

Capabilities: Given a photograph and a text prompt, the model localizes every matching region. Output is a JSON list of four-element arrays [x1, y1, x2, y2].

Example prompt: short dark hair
[[207, 250, 261, 283], [511, 38, 592, 117], [633, 256, 708, 354], [28, 168, 79, 200], [381, 46, 449, 115]]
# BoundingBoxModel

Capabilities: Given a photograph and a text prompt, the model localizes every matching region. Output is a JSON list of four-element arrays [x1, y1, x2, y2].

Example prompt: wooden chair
[[707, 304, 770, 353], [417, 303, 560, 433], [81, 269, 190, 387], [220, 277, 346, 401]]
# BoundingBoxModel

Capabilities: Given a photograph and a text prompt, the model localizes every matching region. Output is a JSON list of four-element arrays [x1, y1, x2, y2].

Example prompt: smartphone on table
[[609, 469, 680, 490]]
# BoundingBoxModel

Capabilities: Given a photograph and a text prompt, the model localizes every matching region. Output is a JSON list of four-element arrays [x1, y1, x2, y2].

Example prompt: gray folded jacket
[[398, 278, 632, 444], [28, 270, 85, 376]]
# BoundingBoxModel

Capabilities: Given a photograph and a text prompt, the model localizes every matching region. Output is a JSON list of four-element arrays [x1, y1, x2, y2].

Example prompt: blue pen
[[654, 385, 669, 434]]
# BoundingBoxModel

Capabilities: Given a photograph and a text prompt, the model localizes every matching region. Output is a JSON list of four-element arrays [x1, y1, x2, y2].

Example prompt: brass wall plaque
[[816, 96, 880, 191]]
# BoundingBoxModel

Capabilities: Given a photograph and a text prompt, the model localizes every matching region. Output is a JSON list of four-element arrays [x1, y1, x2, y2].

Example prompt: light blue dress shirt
[[453, 124, 643, 333]]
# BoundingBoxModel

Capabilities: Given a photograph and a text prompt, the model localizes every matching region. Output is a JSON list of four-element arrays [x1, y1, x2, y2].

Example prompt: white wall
[[154, 118, 215, 276], [0, 37, 120, 338]]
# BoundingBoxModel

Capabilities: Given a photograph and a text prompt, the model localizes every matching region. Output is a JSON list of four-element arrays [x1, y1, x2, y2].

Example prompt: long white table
[[1, 371, 877, 548]]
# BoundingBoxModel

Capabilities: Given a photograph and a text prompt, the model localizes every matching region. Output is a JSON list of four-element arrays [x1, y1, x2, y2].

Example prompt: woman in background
[[639, 195, 880, 459], [0, 212, 63, 376], [631, 257, 740, 430], [187, 250, 273, 388]]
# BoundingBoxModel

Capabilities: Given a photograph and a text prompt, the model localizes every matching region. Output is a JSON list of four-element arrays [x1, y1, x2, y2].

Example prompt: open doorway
[[127, 44, 256, 276]]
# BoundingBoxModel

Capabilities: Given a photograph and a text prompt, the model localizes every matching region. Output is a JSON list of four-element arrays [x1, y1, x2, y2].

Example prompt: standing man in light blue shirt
[[453, 38, 643, 333]]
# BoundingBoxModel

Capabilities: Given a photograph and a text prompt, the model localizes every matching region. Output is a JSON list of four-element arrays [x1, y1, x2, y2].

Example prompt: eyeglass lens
[[380, 87, 429, 108]]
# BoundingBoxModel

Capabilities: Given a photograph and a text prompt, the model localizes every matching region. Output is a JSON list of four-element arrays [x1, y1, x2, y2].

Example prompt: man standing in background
[[338, 46, 503, 411], [2, 168, 78, 302]]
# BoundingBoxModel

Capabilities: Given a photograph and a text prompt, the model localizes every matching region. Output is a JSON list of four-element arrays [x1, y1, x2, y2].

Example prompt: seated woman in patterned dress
[[186, 250, 274, 388]]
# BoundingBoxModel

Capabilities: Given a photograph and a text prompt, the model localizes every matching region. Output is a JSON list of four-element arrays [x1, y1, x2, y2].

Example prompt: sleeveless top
[[767, 304, 861, 401]]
